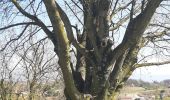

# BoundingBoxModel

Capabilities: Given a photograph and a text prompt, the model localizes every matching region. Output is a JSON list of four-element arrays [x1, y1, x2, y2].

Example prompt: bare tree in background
[[0, 50, 18, 100], [16, 36, 57, 100], [0, 0, 170, 100]]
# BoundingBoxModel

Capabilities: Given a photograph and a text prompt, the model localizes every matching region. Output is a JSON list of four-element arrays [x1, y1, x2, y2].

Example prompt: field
[[118, 86, 170, 100]]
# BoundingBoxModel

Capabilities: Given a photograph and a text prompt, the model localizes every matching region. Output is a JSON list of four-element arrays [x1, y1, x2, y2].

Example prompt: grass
[[120, 86, 145, 93], [164, 97, 170, 100], [0, 94, 58, 100], [119, 86, 170, 100]]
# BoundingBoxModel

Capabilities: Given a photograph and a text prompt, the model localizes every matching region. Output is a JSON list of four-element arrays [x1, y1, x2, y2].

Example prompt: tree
[[0, 48, 18, 100], [0, 0, 170, 100], [16, 37, 57, 100]]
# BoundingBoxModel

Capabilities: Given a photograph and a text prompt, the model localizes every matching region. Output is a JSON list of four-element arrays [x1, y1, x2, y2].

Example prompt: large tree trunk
[[42, 0, 163, 100]]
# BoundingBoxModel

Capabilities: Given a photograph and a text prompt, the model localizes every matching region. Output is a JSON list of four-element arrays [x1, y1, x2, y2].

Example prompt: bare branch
[[64, 1, 84, 27], [135, 60, 170, 68], [70, 0, 84, 12], [109, 5, 141, 31], [0, 24, 29, 52], [150, 23, 170, 29], [11, 0, 55, 44], [141, 0, 145, 13], [0, 22, 36, 31], [130, 0, 136, 21], [111, 0, 119, 15], [110, 1, 132, 19]]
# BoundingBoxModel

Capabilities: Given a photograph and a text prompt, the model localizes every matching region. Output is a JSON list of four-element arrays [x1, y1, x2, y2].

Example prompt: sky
[[130, 64, 170, 82]]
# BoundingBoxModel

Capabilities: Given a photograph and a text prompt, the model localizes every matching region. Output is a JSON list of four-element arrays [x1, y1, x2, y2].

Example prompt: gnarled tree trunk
[[43, 0, 162, 100], [10, 0, 164, 100]]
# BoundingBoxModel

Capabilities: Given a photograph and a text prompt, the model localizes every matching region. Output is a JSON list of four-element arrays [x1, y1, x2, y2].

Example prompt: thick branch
[[55, 2, 86, 55], [109, 0, 162, 67], [43, 0, 82, 100], [109, 49, 129, 90], [135, 61, 170, 68], [109, 37, 147, 92]]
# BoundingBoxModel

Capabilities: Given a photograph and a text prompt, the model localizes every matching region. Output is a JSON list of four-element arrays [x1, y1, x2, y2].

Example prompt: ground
[[118, 86, 170, 100]]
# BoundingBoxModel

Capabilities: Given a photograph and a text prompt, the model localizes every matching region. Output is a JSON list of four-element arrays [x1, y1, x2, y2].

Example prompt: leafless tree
[[0, 50, 19, 100], [0, 0, 170, 100], [15, 36, 58, 100]]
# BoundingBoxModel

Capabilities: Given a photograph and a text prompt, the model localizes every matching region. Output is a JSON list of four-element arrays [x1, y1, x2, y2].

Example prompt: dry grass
[[120, 86, 145, 93]]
